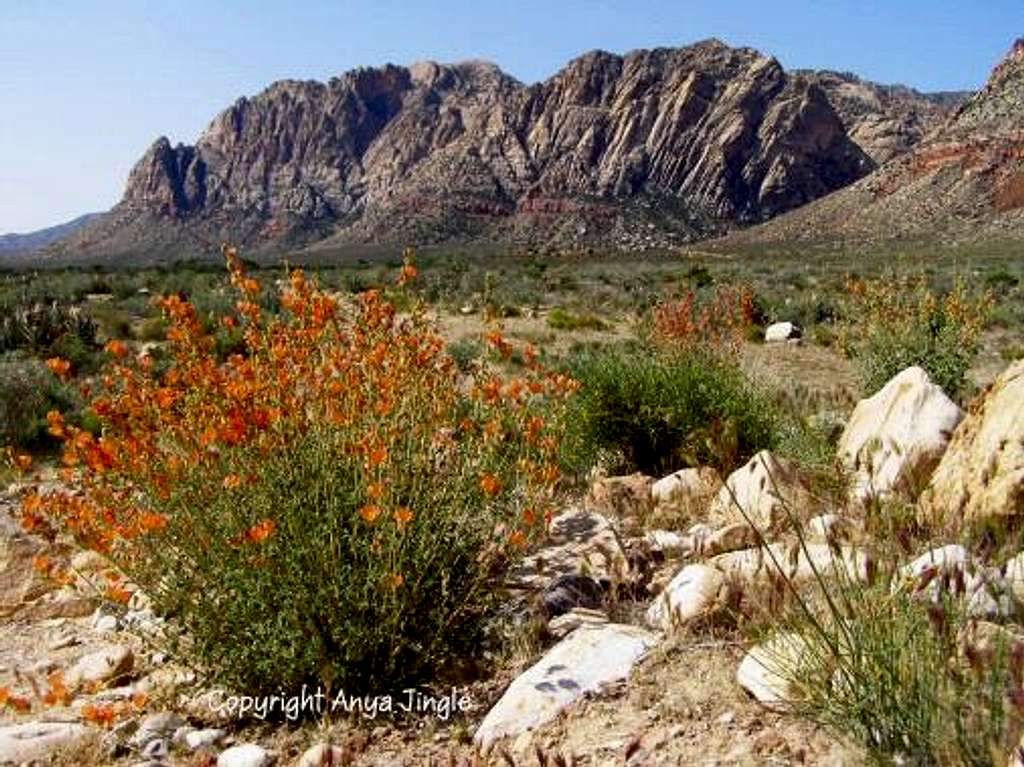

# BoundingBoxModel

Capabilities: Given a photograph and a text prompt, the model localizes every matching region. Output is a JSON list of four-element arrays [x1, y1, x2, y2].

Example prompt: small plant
[[0, 355, 81, 450], [22, 247, 577, 701], [547, 308, 608, 332], [648, 284, 759, 355], [837, 274, 994, 399], [562, 343, 780, 477]]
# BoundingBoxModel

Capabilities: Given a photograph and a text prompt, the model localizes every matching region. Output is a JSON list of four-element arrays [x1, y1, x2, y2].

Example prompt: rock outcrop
[[838, 367, 963, 504], [716, 39, 1024, 249], [919, 358, 1024, 528], [44, 40, 875, 263]]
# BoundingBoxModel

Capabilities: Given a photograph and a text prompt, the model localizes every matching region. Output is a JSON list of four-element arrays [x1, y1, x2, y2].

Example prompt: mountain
[[716, 39, 1024, 249], [795, 70, 967, 164], [0, 213, 102, 258], [45, 39, 879, 263]]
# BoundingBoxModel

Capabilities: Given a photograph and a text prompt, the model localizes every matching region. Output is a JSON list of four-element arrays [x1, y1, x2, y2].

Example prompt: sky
[[1, 1, 1022, 234]]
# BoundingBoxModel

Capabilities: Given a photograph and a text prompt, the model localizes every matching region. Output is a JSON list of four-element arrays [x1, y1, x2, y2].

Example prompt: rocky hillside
[[0, 213, 101, 256], [796, 70, 966, 163], [43, 40, 881, 263], [718, 39, 1024, 249]]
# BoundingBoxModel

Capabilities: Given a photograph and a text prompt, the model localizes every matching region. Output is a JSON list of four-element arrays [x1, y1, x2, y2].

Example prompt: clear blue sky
[[1, 0, 1021, 233]]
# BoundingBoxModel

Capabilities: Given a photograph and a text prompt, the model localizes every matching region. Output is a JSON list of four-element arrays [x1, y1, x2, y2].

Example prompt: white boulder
[[764, 322, 802, 343], [646, 564, 727, 631], [736, 632, 813, 709], [838, 366, 963, 504], [709, 451, 813, 533], [473, 623, 658, 752], [0, 721, 91, 763]]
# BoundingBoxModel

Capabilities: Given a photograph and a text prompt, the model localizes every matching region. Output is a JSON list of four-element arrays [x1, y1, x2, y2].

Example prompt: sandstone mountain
[[795, 70, 966, 164], [41, 39, 884, 263], [718, 39, 1024, 249]]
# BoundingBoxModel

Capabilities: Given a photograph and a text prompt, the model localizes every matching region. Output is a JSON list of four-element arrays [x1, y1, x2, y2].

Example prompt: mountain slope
[[796, 70, 967, 163], [47, 40, 875, 263], [716, 39, 1024, 249], [0, 213, 101, 259]]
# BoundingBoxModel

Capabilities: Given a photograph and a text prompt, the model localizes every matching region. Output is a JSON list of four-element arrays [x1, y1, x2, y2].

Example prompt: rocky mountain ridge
[[31, 39, 934, 264], [717, 38, 1024, 249]]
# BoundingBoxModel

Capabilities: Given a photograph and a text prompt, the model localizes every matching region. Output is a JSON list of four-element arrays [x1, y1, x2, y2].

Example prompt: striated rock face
[[50, 40, 874, 262], [718, 39, 1024, 248], [797, 70, 966, 163]]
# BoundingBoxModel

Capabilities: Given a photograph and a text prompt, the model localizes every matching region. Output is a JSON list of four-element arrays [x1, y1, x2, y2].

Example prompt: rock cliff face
[[48, 40, 876, 262], [718, 39, 1024, 248], [797, 70, 966, 163]]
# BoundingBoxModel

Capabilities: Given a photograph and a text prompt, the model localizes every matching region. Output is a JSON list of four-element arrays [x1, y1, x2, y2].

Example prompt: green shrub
[[0, 299, 97, 354], [30, 253, 574, 702], [838, 275, 993, 399], [774, 557, 1020, 766], [562, 343, 780, 476], [0, 355, 81, 450], [448, 337, 483, 373], [136, 316, 168, 342], [547, 308, 608, 332]]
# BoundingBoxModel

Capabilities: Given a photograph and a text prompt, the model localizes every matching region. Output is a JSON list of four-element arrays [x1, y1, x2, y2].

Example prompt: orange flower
[[508, 530, 527, 548], [46, 357, 71, 379], [14, 453, 32, 472], [42, 671, 72, 707], [246, 519, 277, 543], [83, 703, 119, 727], [46, 410, 66, 437], [105, 340, 129, 359], [139, 513, 169, 532], [359, 505, 382, 524], [222, 474, 242, 490], [105, 583, 132, 604], [479, 473, 502, 497], [366, 482, 386, 501], [393, 506, 413, 528], [389, 572, 405, 589], [0, 687, 31, 712]]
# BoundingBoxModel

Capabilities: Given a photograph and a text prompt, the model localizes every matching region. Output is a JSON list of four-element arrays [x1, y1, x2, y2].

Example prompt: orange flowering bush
[[649, 284, 759, 355], [22, 246, 575, 698], [837, 274, 994, 397]]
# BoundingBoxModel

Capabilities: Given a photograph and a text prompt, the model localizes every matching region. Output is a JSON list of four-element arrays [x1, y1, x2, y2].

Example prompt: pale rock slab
[[764, 321, 802, 343], [66, 644, 134, 687], [920, 358, 1024, 528], [473, 623, 658, 752], [709, 451, 813, 533], [736, 632, 812, 709], [217, 743, 273, 767], [0, 721, 91, 763], [510, 507, 626, 589], [650, 467, 723, 509], [838, 366, 963, 503], [646, 563, 727, 631]]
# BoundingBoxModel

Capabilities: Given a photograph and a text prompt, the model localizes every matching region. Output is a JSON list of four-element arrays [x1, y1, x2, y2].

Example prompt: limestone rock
[[646, 564, 728, 631], [217, 743, 273, 767], [764, 322, 802, 343], [712, 542, 869, 586], [650, 467, 723, 509], [473, 623, 658, 751], [510, 507, 626, 589], [66, 645, 134, 687], [736, 632, 812, 709], [838, 367, 963, 503], [547, 607, 609, 639], [699, 522, 761, 557], [709, 451, 813, 533], [919, 358, 1024, 528], [0, 721, 91, 763], [297, 743, 345, 767]]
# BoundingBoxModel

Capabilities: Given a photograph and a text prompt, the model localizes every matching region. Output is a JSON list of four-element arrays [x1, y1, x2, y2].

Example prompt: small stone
[[646, 563, 727, 631], [764, 322, 801, 343], [0, 721, 92, 763], [94, 614, 120, 632], [547, 607, 609, 638], [218, 743, 273, 767], [737, 632, 812, 709], [297, 743, 345, 767], [66, 644, 134, 687], [184, 728, 226, 750], [539, 573, 604, 617], [141, 738, 168, 758], [131, 712, 186, 748]]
